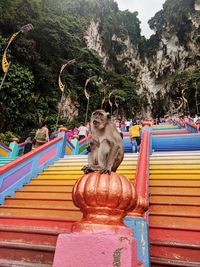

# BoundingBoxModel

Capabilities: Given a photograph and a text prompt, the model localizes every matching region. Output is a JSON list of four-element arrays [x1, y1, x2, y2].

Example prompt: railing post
[[9, 142, 19, 159], [124, 130, 151, 267], [58, 132, 67, 158], [71, 139, 79, 155], [54, 171, 139, 267]]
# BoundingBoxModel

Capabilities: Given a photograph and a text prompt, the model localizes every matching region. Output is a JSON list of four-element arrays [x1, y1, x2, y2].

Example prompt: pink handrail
[[79, 133, 92, 145], [185, 121, 197, 130], [129, 131, 150, 218], [0, 136, 63, 174], [18, 142, 26, 147], [135, 131, 150, 199]]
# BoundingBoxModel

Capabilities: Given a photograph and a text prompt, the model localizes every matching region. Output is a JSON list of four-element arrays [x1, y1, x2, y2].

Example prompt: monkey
[[82, 110, 124, 174]]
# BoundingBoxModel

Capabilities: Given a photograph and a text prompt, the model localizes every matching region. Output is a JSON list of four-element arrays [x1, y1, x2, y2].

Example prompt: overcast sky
[[115, 0, 166, 38]]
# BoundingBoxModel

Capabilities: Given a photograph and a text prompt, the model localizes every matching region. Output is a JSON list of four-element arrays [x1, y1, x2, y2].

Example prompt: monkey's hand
[[100, 167, 111, 174], [82, 165, 93, 174]]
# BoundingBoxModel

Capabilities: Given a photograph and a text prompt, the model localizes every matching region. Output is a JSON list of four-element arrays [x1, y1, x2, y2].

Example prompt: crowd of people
[[23, 122, 90, 154], [22, 113, 200, 154]]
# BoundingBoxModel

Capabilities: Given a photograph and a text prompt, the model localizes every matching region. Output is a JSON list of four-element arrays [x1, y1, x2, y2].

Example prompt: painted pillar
[[9, 142, 19, 158], [53, 172, 139, 267], [58, 132, 67, 157], [124, 217, 150, 267], [71, 138, 79, 155]]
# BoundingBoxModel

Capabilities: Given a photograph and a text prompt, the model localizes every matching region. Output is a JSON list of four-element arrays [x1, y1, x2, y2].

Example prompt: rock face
[[195, 0, 200, 10], [60, 95, 79, 121], [85, 19, 109, 66], [84, 1, 200, 115]]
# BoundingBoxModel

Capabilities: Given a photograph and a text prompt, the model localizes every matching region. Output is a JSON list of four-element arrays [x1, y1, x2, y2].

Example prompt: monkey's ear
[[107, 112, 111, 120]]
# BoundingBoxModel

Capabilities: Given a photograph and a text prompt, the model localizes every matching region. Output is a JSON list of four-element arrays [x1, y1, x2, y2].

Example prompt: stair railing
[[134, 130, 150, 215], [0, 133, 66, 204], [125, 129, 151, 267], [78, 133, 92, 155], [185, 121, 198, 133]]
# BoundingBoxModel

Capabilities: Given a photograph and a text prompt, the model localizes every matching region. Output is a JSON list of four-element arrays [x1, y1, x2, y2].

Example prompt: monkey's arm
[[82, 139, 100, 173], [82, 139, 111, 174]]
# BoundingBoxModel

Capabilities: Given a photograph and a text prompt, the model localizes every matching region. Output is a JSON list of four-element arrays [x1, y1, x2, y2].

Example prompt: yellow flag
[[84, 76, 96, 100], [108, 92, 113, 107], [2, 51, 9, 73], [2, 32, 20, 73], [84, 78, 91, 100], [58, 59, 76, 92]]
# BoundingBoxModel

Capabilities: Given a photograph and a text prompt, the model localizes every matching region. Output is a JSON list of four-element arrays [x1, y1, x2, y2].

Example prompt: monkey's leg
[[112, 150, 124, 172], [82, 150, 99, 173], [104, 142, 121, 173], [97, 140, 115, 173]]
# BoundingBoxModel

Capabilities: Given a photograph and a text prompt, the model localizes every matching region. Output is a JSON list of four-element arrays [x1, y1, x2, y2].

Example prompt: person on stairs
[[34, 122, 49, 148], [129, 120, 141, 153]]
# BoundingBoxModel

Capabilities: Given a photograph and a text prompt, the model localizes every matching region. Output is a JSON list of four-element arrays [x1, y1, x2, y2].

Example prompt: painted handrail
[[174, 119, 185, 128], [78, 134, 92, 155], [135, 130, 150, 201], [0, 134, 66, 204], [125, 130, 151, 267], [185, 122, 197, 133]]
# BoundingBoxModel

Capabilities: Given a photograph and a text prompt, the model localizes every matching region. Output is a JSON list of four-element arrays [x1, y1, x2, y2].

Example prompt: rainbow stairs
[[149, 151, 200, 266], [152, 124, 181, 130], [0, 153, 138, 266], [152, 123, 190, 135]]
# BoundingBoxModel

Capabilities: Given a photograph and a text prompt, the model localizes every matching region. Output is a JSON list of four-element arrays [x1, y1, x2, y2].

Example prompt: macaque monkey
[[82, 110, 124, 174]]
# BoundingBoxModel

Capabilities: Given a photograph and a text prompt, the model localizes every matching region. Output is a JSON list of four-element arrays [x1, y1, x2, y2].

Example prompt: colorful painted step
[[149, 151, 200, 267]]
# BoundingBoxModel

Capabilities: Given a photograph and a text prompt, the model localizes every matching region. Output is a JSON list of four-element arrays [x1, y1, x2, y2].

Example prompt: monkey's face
[[91, 110, 110, 130]]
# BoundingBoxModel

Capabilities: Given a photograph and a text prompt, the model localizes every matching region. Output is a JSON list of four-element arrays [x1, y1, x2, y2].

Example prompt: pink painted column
[[53, 172, 139, 267], [53, 230, 138, 267]]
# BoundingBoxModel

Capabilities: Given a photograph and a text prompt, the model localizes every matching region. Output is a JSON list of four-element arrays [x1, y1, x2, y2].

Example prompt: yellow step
[[5, 199, 74, 207], [150, 154, 200, 161], [150, 165, 200, 170], [150, 195, 200, 204], [22, 185, 74, 191], [150, 205, 200, 215], [150, 180, 200, 187], [150, 170, 200, 174], [150, 187, 200, 195], [14, 191, 73, 198], [36, 176, 80, 180], [150, 160, 200, 164], [55, 161, 137, 165], [30, 180, 77, 185], [0, 206, 82, 220], [46, 165, 137, 171], [37, 173, 135, 179], [149, 214, 199, 229], [150, 174, 200, 179]]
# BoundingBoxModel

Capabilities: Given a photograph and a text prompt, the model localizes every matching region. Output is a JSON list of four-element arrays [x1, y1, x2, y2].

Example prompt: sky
[[115, 0, 166, 38]]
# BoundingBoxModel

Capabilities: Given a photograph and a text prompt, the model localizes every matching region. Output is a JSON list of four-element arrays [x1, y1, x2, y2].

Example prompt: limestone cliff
[[84, 0, 200, 116]]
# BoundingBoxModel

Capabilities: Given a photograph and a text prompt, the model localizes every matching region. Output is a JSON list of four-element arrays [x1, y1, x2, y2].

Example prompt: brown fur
[[82, 110, 124, 174]]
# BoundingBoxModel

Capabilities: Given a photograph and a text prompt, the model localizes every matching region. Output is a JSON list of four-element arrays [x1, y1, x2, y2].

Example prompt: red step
[[150, 240, 200, 262], [0, 216, 75, 266]]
